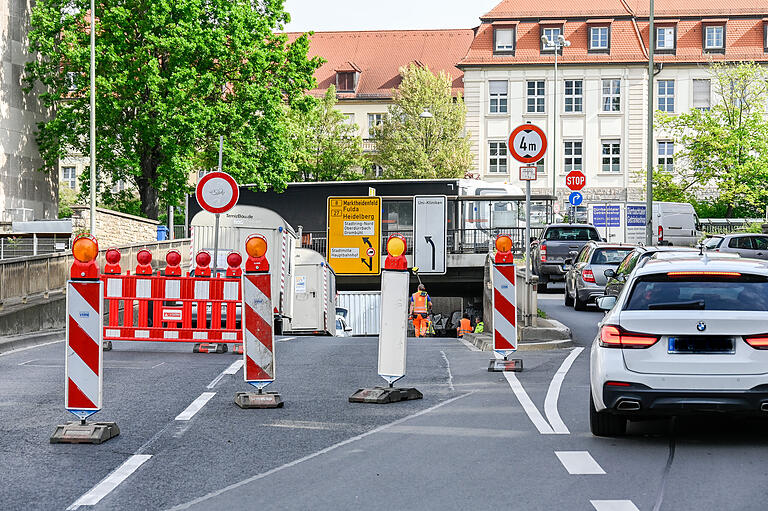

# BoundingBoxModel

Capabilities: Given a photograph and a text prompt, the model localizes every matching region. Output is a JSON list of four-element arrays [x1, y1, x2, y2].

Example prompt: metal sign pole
[[212, 135, 224, 275], [525, 180, 531, 326]]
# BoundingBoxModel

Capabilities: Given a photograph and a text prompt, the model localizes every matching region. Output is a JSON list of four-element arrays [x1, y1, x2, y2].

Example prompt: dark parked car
[[564, 243, 636, 310], [531, 223, 602, 292], [603, 246, 698, 298]]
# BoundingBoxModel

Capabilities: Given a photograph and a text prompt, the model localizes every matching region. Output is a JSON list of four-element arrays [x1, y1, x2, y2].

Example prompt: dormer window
[[541, 26, 562, 52], [493, 25, 516, 54], [655, 25, 677, 53], [336, 72, 356, 92], [590, 27, 609, 50], [703, 22, 726, 52]]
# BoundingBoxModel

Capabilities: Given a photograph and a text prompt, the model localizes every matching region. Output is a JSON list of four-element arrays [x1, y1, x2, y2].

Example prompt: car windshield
[[591, 248, 635, 265], [625, 273, 768, 311], [703, 237, 723, 249], [544, 227, 600, 241]]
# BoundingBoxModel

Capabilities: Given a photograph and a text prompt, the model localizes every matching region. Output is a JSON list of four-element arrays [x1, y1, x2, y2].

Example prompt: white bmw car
[[590, 256, 768, 436]]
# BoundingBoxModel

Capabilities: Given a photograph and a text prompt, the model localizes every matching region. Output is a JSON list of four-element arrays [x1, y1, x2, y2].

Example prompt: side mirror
[[564, 258, 573, 267], [530, 237, 537, 244], [604, 269, 617, 279], [601, 237, 607, 242], [596, 296, 617, 311], [345, 325, 352, 332]]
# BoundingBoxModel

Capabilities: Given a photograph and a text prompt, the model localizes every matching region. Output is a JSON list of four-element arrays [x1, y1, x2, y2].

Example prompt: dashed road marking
[[66, 455, 152, 509], [206, 359, 243, 389], [440, 351, 455, 391], [555, 451, 606, 475], [590, 500, 640, 511], [175, 392, 216, 421]]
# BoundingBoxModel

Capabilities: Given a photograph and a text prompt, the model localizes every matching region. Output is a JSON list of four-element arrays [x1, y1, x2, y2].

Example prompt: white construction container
[[337, 291, 381, 336], [190, 205, 298, 333], [291, 248, 336, 335]]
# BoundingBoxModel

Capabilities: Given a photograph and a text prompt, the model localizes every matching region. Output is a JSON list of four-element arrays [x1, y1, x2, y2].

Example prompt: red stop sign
[[565, 170, 586, 191]]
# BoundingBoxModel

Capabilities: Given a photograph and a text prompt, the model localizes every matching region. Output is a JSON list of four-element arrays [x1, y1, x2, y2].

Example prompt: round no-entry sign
[[196, 171, 239, 214], [508, 124, 547, 164], [565, 170, 586, 191]]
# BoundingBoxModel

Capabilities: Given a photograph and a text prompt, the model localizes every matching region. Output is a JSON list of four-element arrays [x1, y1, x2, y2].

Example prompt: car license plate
[[668, 336, 735, 354]]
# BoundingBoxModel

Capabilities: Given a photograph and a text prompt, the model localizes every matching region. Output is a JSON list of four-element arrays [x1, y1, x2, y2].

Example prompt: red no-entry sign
[[196, 171, 239, 214], [565, 170, 586, 191]]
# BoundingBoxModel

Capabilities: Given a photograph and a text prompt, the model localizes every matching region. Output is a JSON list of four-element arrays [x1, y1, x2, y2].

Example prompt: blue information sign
[[627, 206, 646, 227], [593, 205, 621, 227], [568, 192, 583, 206]]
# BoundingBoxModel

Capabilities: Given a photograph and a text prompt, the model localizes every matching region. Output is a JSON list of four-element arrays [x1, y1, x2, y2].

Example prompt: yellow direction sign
[[327, 196, 382, 275]]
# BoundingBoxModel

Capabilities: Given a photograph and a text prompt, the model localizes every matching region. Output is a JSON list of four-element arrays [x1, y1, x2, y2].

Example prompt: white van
[[653, 202, 700, 246]]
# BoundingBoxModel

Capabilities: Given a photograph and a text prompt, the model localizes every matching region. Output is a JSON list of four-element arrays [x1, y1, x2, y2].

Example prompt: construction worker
[[474, 317, 484, 334], [409, 284, 432, 338], [458, 313, 472, 338]]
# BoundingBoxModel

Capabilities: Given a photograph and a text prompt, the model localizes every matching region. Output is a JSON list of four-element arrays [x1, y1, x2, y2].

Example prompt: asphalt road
[[2, 300, 768, 510]]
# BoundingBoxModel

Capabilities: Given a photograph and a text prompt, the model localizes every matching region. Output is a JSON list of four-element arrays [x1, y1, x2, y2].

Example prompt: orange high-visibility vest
[[411, 292, 428, 314], [458, 318, 472, 337]]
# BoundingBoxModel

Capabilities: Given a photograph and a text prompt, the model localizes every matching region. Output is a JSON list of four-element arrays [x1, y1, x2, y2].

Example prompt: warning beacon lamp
[[104, 248, 121, 275], [384, 234, 408, 270], [165, 250, 182, 276], [195, 251, 212, 277], [245, 234, 269, 273], [226, 252, 243, 277], [70, 235, 99, 279], [494, 234, 514, 264], [136, 249, 153, 275]]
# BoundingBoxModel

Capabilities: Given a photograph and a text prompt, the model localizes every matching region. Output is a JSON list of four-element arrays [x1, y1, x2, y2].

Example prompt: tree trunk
[[725, 203, 734, 219], [137, 148, 160, 220]]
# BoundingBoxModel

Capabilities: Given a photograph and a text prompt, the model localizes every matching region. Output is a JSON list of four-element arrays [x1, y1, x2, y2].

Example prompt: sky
[[282, 0, 500, 32]]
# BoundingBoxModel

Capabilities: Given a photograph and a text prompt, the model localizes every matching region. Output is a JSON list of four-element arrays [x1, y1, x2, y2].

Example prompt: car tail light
[[600, 325, 660, 348], [540, 243, 547, 263], [582, 269, 596, 283], [667, 271, 741, 278], [605, 381, 632, 387], [744, 335, 768, 350], [658, 226, 664, 242]]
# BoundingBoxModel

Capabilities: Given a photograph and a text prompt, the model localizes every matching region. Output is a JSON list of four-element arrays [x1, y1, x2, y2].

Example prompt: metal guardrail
[[301, 227, 544, 257], [0, 237, 72, 259], [0, 239, 191, 310], [699, 218, 764, 235]]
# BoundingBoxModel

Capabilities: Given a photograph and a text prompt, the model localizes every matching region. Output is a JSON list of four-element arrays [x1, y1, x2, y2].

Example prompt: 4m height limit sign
[[327, 196, 382, 275]]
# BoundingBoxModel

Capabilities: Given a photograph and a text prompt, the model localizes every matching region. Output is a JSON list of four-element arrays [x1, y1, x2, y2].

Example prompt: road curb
[[463, 318, 574, 352], [0, 328, 65, 355]]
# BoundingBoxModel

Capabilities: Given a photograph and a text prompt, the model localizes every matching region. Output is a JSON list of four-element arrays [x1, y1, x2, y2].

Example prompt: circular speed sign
[[508, 124, 548, 164], [196, 171, 239, 214]]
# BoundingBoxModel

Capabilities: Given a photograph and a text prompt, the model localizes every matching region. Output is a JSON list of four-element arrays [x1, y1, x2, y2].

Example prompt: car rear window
[[591, 248, 635, 265], [544, 227, 600, 241], [625, 273, 768, 311]]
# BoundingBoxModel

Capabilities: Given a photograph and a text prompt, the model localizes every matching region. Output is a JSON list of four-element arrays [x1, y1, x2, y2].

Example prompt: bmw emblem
[[697, 321, 707, 332]]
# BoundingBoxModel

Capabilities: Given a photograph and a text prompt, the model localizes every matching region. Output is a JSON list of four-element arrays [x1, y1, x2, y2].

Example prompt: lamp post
[[419, 108, 433, 153], [541, 34, 570, 212], [89, 0, 96, 235]]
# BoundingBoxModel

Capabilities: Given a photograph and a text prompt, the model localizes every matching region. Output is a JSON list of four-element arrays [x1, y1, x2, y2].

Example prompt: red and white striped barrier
[[492, 263, 517, 352], [65, 280, 103, 415], [322, 263, 328, 332], [279, 226, 287, 312], [242, 272, 275, 383]]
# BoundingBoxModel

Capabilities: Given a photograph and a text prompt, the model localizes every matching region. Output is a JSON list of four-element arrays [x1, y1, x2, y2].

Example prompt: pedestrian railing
[[0, 239, 191, 310], [699, 218, 764, 235]]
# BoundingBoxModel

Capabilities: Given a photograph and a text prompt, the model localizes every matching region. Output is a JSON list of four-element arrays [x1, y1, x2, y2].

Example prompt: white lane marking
[[175, 392, 216, 421], [440, 351, 455, 392], [495, 352, 554, 434], [0, 339, 63, 357], [18, 360, 34, 365], [456, 336, 481, 352], [555, 451, 606, 475], [169, 392, 474, 510], [206, 359, 244, 389], [151, 362, 166, 369], [277, 336, 297, 342], [544, 347, 584, 434], [66, 455, 152, 509], [591, 500, 640, 511]]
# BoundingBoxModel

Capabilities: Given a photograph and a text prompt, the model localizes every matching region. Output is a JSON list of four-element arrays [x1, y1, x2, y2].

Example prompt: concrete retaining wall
[[71, 206, 159, 246]]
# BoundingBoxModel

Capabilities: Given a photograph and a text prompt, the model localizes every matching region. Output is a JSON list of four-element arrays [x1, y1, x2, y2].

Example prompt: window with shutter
[[693, 79, 711, 110]]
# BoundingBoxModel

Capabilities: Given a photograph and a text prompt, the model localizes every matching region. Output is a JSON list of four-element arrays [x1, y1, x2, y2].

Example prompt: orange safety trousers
[[413, 314, 428, 337]]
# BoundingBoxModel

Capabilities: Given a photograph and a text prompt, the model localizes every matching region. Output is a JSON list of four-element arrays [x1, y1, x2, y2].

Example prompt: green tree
[[288, 86, 365, 181], [25, 0, 321, 219], [373, 64, 472, 179], [656, 62, 768, 217]]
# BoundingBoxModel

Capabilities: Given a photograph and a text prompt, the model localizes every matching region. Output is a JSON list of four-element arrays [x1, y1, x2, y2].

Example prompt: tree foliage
[[373, 65, 472, 179], [656, 62, 768, 217], [288, 86, 365, 181], [25, 0, 321, 219]]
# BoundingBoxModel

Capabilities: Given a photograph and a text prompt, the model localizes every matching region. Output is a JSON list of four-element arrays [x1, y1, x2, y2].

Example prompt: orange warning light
[[495, 235, 513, 253], [245, 235, 268, 258], [386, 235, 406, 257], [73, 236, 98, 263]]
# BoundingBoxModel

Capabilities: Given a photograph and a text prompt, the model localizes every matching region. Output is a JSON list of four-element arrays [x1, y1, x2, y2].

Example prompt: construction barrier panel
[[377, 269, 409, 383], [65, 279, 104, 415], [242, 271, 275, 383], [492, 262, 517, 353]]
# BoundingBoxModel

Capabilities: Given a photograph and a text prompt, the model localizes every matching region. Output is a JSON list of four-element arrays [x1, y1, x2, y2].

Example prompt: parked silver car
[[703, 234, 768, 260], [564, 242, 636, 310]]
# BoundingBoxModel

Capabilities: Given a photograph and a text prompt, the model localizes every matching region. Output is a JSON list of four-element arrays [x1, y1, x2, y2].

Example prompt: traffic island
[[349, 386, 423, 404], [50, 421, 120, 444], [463, 318, 573, 352]]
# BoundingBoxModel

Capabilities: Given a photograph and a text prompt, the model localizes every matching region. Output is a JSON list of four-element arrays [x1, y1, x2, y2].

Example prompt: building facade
[[1, 0, 57, 222], [459, 0, 768, 207]]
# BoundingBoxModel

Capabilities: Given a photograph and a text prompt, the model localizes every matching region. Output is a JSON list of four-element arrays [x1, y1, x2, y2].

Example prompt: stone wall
[[71, 206, 159, 247]]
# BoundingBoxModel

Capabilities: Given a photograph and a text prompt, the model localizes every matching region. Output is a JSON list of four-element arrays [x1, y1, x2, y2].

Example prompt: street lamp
[[541, 33, 570, 211], [419, 108, 434, 152]]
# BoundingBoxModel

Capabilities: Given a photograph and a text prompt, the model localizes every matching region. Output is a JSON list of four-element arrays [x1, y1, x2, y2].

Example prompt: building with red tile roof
[[459, 0, 768, 204]]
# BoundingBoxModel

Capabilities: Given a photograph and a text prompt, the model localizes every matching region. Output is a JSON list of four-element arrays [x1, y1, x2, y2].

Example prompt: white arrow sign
[[413, 195, 447, 275]]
